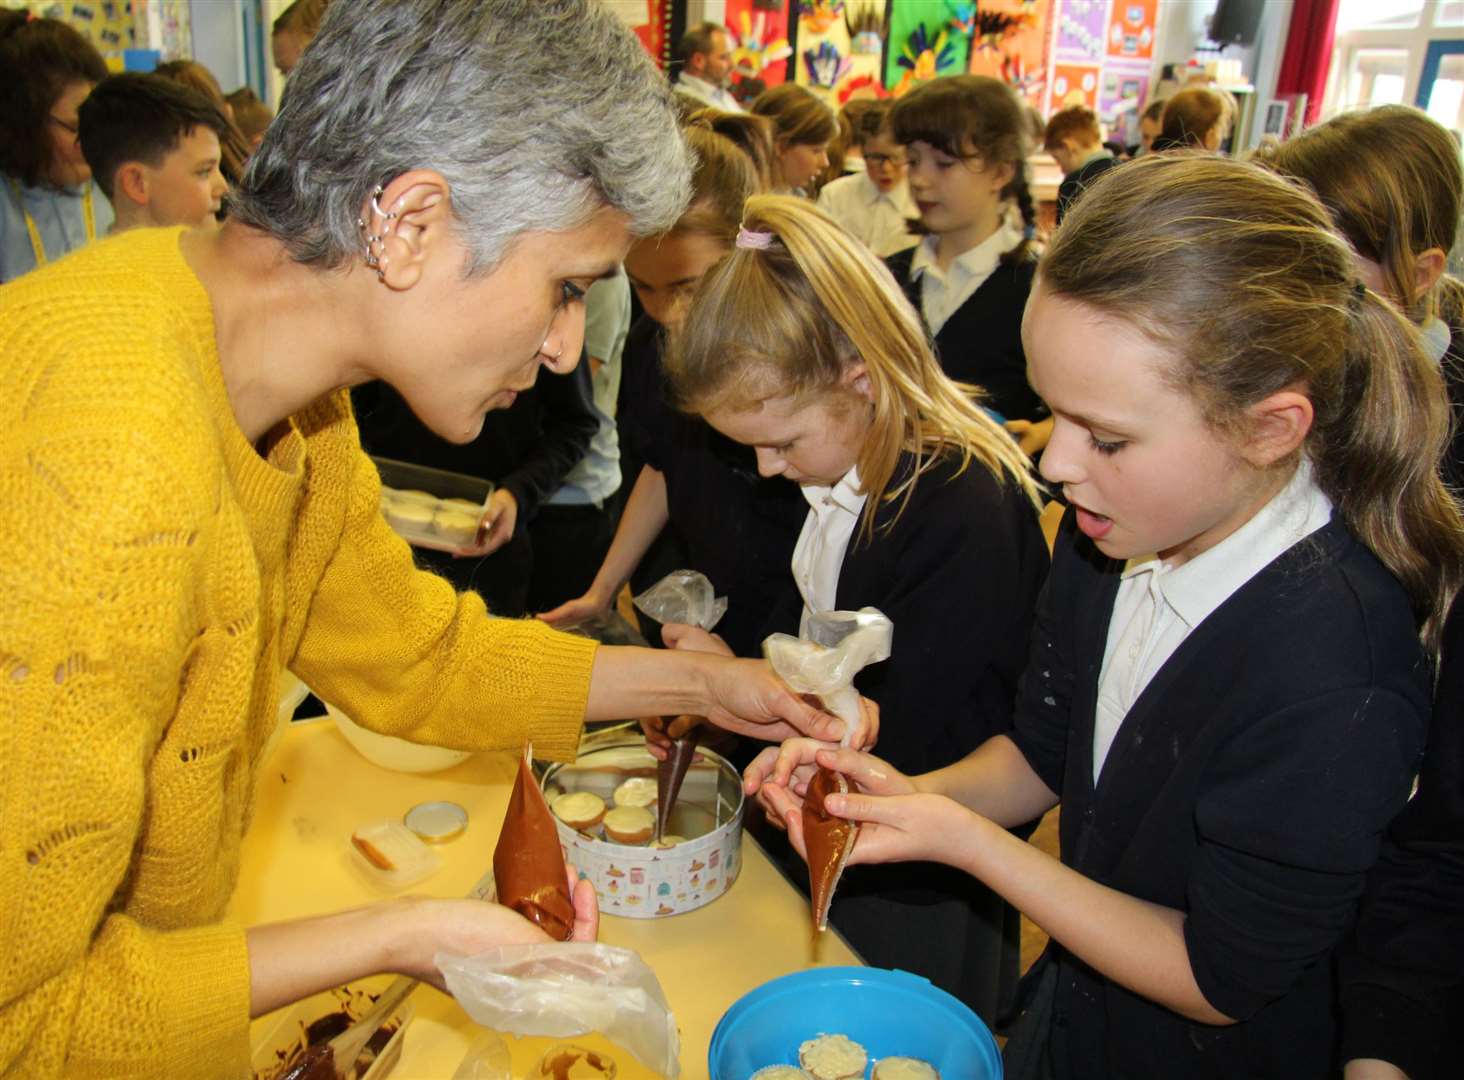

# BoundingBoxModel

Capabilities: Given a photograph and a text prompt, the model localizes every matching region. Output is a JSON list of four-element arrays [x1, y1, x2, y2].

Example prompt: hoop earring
[[357, 183, 399, 282]]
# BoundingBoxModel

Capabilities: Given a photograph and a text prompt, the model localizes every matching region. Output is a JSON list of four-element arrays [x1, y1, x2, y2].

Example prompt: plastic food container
[[252, 985, 413, 1080], [327, 700, 473, 774], [349, 820, 441, 890], [709, 967, 1002, 1080], [372, 455, 494, 552], [540, 737, 744, 919]]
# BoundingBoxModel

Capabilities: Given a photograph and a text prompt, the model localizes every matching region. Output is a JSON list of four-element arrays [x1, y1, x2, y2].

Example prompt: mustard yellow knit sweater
[[0, 228, 598, 1077]]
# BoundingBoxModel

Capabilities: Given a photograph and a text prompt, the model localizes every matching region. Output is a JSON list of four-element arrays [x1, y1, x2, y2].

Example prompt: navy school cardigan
[[1008, 508, 1429, 1079]]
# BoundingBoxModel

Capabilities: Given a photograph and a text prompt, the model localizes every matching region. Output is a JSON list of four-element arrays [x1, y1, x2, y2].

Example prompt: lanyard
[[9, 179, 95, 268]]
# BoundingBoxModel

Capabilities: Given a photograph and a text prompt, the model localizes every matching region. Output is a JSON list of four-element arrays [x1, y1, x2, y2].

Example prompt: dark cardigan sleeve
[[1185, 684, 1426, 1022], [846, 465, 1048, 775], [1339, 601, 1464, 1077]]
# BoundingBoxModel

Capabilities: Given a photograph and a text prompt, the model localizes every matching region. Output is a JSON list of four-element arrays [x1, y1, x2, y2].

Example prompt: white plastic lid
[[349, 820, 440, 889]]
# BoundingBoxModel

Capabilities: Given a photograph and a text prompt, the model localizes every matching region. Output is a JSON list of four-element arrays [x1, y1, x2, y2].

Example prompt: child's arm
[[537, 464, 669, 622]]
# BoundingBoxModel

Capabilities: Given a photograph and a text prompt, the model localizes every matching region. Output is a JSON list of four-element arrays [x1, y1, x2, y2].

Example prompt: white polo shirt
[[908, 205, 1026, 334], [816, 172, 919, 257], [675, 73, 743, 113], [1093, 459, 1334, 782], [791, 466, 867, 634]]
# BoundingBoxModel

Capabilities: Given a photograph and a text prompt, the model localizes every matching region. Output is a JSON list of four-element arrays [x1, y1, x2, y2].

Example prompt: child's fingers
[[813, 747, 910, 796], [742, 745, 782, 795]]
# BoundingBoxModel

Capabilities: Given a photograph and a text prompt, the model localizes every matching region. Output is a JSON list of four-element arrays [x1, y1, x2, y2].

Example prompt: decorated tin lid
[[404, 800, 469, 843]]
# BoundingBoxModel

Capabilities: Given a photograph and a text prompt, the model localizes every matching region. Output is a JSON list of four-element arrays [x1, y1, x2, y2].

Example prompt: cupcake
[[551, 792, 606, 833], [650, 835, 686, 849], [382, 500, 434, 533], [612, 777, 658, 808], [602, 805, 654, 844], [872, 1058, 940, 1080], [432, 507, 482, 545], [751, 1068, 810, 1080], [798, 1034, 866, 1080]]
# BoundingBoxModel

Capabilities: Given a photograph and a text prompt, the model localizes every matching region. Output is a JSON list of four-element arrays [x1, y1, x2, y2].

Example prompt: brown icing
[[537, 1044, 617, 1079], [493, 743, 575, 940], [803, 765, 857, 933], [655, 727, 701, 840], [275, 1044, 335, 1080]]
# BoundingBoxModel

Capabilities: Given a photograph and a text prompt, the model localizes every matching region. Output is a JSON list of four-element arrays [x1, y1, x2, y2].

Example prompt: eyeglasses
[[864, 153, 907, 168], [49, 114, 80, 139]]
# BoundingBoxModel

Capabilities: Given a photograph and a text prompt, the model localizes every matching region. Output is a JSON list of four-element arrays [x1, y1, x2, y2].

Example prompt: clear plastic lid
[[349, 820, 441, 889]]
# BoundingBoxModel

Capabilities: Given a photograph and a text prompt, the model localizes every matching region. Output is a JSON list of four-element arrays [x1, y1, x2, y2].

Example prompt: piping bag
[[632, 571, 728, 841], [763, 608, 893, 932], [493, 743, 575, 941]]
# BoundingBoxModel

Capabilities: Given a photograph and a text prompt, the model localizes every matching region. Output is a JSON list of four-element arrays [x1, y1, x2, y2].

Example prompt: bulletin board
[[789, 0, 886, 104], [726, 0, 792, 90], [1047, 0, 1162, 138], [884, 1, 970, 97], [607, 0, 675, 71], [964, 0, 1052, 109]]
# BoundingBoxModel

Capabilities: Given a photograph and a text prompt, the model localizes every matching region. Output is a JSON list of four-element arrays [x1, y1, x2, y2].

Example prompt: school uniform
[[1339, 598, 1464, 1080], [794, 450, 1049, 1022], [884, 219, 1046, 423], [1055, 150, 1118, 225], [815, 171, 919, 257], [615, 315, 805, 656], [1002, 467, 1430, 1079]]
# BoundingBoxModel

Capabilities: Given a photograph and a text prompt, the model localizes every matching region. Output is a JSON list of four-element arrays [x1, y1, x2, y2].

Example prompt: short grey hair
[[231, 0, 692, 274]]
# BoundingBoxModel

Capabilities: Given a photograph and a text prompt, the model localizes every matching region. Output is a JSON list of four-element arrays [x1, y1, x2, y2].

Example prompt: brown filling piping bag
[[493, 743, 575, 941], [655, 725, 702, 842]]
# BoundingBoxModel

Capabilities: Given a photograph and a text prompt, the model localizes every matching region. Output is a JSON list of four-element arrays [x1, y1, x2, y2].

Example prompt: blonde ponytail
[[667, 194, 1040, 540]]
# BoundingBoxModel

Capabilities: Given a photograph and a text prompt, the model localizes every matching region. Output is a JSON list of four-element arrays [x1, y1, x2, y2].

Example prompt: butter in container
[[372, 456, 494, 552], [349, 820, 440, 890]]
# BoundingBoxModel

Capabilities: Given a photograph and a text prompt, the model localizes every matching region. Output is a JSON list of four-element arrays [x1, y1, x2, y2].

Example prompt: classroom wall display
[[1050, 61, 1099, 110], [608, 0, 673, 71], [790, 0, 886, 103], [1105, 0, 1157, 62], [727, 0, 792, 90], [964, 0, 1052, 108], [883, 1, 969, 97], [3, 0, 192, 64]]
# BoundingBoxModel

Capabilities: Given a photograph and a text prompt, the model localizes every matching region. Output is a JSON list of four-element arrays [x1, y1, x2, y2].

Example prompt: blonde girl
[[541, 124, 809, 657], [1258, 103, 1464, 488], [666, 193, 1049, 1021], [750, 82, 836, 195], [750, 154, 1464, 1078]]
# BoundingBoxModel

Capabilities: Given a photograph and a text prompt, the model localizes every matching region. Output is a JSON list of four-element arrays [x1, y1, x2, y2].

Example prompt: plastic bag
[[437, 942, 680, 1078], [633, 569, 727, 632], [763, 607, 893, 744]]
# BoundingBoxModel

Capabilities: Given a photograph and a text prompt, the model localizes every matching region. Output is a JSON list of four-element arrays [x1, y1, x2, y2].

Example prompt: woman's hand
[[640, 714, 701, 757], [389, 865, 598, 990], [661, 623, 733, 656], [537, 585, 613, 627], [700, 658, 879, 748]]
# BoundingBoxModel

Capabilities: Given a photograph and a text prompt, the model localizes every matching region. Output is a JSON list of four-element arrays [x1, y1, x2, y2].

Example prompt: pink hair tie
[[736, 226, 775, 250]]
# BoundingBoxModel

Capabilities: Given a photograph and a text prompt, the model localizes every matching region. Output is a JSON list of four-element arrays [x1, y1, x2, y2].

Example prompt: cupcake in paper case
[[799, 1034, 866, 1080]]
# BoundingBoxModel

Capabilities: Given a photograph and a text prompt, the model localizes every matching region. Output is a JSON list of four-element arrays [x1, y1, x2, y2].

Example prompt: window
[[1323, 1, 1464, 121], [1338, 0, 1426, 32]]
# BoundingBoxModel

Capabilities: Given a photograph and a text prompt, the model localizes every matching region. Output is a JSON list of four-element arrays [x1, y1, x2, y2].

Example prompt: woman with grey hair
[[0, 1, 872, 1074]]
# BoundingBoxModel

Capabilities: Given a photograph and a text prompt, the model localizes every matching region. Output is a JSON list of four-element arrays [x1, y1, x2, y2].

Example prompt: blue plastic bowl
[[708, 966, 1002, 1080]]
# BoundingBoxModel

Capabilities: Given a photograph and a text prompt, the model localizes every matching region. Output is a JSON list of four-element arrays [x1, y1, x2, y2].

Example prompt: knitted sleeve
[[287, 399, 598, 763], [0, 324, 250, 1076]]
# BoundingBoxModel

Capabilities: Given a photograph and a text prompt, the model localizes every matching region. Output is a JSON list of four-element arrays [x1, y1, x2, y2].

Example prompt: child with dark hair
[[78, 74, 230, 233], [225, 86, 274, 149], [0, 13, 112, 281], [817, 100, 919, 257], [152, 60, 253, 186], [1044, 105, 1117, 224], [883, 75, 1047, 424]]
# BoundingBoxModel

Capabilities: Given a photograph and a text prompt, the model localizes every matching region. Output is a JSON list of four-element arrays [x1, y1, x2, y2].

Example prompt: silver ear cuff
[[358, 183, 399, 281]]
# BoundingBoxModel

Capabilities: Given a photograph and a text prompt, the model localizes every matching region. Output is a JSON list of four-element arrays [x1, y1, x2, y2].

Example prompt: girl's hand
[[537, 586, 612, 627], [1004, 417, 1053, 457], [743, 740, 909, 798], [1342, 1061, 1410, 1080], [776, 784, 980, 871], [661, 623, 734, 656], [452, 489, 518, 558]]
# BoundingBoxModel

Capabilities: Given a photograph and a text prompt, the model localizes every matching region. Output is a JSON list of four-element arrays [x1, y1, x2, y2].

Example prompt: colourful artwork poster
[[1054, 0, 1108, 62], [727, 0, 792, 89], [1098, 63, 1149, 119], [792, 0, 887, 105], [885, 0, 971, 97], [1050, 62, 1100, 110], [1105, 0, 1157, 61], [965, 0, 1051, 109], [7, 0, 140, 61], [605, 0, 670, 70]]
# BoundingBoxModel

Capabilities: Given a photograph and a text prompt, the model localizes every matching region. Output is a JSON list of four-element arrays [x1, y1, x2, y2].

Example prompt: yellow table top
[[230, 718, 861, 1079]]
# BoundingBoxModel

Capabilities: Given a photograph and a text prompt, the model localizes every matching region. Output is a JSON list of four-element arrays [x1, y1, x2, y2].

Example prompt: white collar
[[909, 203, 1024, 282], [801, 465, 866, 517], [1421, 316, 1451, 364], [1119, 458, 1333, 629]]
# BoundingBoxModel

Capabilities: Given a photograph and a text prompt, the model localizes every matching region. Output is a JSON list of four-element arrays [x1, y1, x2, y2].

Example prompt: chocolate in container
[[251, 986, 412, 1080], [540, 737, 743, 919]]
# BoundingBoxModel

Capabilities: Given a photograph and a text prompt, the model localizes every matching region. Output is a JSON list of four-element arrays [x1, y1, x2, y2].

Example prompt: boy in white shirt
[[816, 101, 918, 257]]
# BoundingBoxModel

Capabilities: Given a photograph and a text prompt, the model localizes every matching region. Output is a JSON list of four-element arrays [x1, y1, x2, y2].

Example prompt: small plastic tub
[[372, 456, 494, 552], [252, 986, 412, 1080], [708, 967, 1002, 1080], [349, 820, 440, 890]]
